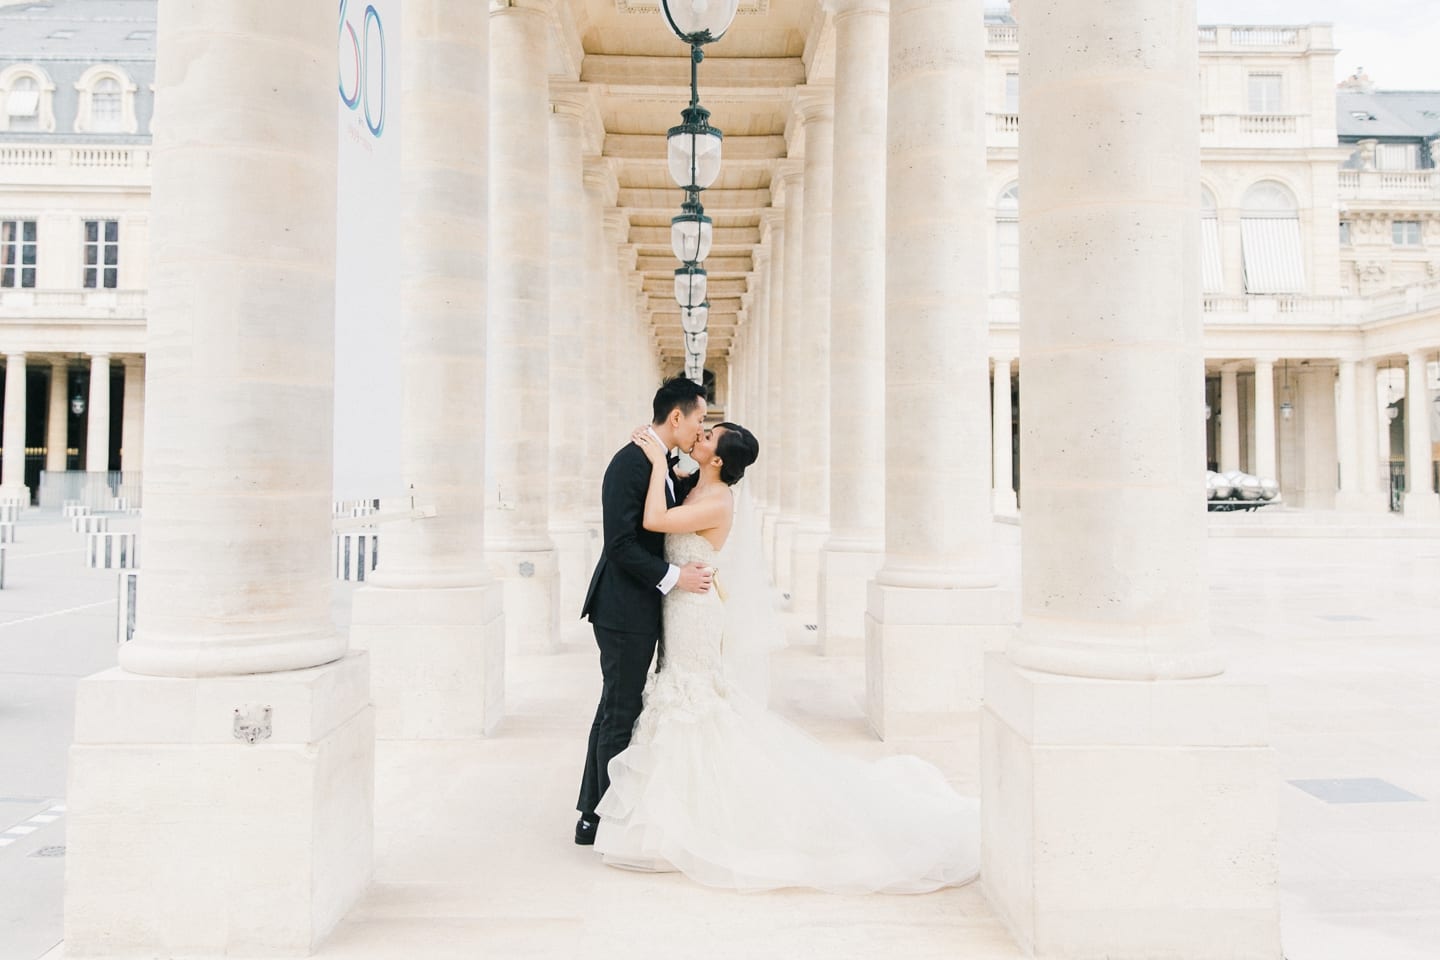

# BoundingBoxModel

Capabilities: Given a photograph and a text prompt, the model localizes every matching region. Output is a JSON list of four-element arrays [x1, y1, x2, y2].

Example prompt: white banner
[[334, 0, 402, 501]]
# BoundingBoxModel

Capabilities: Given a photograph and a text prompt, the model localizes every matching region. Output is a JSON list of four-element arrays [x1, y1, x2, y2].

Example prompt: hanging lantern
[[667, 106, 723, 191], [674, 265, 707, 309], [684, 330, 709, 357], [680, 302, 709, 334], [671, 198, 714, 264], [659, 0, 741, 47]]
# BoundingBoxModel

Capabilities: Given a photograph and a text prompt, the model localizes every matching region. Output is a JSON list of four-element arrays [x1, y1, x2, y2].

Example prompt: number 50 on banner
[[338, 0, 386, 138]]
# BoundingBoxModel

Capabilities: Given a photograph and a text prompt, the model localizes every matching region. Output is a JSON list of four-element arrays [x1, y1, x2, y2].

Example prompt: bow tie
[[666, 453, 681, 470]]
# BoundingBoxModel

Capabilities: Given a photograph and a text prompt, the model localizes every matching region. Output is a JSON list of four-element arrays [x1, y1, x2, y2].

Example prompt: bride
[[592, 421, 981, 894]]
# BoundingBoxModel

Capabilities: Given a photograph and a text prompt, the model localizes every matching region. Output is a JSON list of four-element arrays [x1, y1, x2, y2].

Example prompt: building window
[[0, 65, 55, 133], [74, 65, 138, 134], [1240, 181, 1305, 293], [996, 183, 1019, 293], [1247, 72, 1283, 113], [1339, 220, 1351, 246], [1376, 143, 1419, 171], [1, 220, 37, 288], [83, 220, 119, 289], [1003, 72, 1019, 113], [1392, 220, 1422, 246], [1201, 187, 1223, 292]]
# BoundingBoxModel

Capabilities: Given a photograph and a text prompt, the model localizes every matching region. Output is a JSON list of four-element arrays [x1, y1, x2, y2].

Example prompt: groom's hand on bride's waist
[[676, 561, 713, 594]]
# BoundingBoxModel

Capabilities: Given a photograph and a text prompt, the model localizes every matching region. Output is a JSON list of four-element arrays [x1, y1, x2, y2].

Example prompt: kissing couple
[[575, 377, 980, 893]]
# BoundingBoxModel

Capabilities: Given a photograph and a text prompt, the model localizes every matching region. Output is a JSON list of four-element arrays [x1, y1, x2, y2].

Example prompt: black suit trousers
[[576, 624, 658, 817]]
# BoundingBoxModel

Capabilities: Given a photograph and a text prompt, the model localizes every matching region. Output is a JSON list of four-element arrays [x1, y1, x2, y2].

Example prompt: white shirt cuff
[[657, 564, 680, 595]]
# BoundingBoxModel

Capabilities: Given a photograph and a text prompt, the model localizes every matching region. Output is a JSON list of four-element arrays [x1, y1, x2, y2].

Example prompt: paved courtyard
[[1, 508, 1437, 960]]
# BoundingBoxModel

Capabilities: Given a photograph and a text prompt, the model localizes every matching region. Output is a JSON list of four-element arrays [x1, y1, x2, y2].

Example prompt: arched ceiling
[[545, 0, 830, 372]]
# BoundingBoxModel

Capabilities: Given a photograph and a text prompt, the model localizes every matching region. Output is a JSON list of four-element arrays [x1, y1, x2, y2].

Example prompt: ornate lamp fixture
[[660, 0, 739, 384], [1279, 359, 1293, 421]]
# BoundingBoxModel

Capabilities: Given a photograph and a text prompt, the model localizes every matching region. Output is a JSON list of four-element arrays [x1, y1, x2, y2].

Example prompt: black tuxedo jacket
[[580, 442, 697, 633]]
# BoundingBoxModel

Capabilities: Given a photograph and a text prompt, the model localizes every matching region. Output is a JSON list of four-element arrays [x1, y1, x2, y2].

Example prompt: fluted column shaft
[[762, 213, 786, 513], [46, 360, 67, 471], [373, 0, 490, 585], [795, 91, 833, 529], [487, 0, 552, 551], [547, 91, 589, 533], [828, 0, 887, 547], [1010, 0, 1218, 679], [879, 0, 992, 588], [993, 355, 1016, 512], [582, 161, 613, 515], [1253, 359, 1277, 481], [1404, 348, 1439, 516], [2, 353, 27, 496], [778, 168, 805, 516], [85, 353, 110, 472], [120, 2, 341, 676], [1219, 364, 1240, 472]]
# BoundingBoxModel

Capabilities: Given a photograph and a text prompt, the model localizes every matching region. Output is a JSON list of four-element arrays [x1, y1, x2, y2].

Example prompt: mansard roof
[[1337, 91, 1440, 141]]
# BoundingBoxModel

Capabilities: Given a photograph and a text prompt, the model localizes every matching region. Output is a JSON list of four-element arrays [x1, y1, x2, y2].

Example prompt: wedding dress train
[[593, 532, 981, 894]]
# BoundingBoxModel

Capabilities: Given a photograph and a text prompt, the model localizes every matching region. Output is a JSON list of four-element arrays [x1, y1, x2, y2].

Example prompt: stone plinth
[[816, 542, 882, 654], [64, 655, 374, 957], [490, 545, 560, 655], [865, 582, 1016, 741], [981, 654, 1280, 959], [349, 582, 505, 739]]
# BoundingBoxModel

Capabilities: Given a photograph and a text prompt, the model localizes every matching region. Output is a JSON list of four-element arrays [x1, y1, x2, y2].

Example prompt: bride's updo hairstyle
[[715, 422, 759, 486]]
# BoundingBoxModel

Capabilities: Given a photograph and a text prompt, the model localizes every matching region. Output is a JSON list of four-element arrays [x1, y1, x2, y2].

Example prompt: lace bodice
[[659, 532, 725, 680]]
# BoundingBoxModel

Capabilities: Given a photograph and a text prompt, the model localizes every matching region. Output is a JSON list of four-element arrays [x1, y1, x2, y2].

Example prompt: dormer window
[[0, 65, 56, 133], [1350, 110, 1375, 121], [74, 66, 138, 134]]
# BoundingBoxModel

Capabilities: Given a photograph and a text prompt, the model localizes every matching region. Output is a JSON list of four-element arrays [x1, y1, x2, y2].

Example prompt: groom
[[574, 377, 713, 845]]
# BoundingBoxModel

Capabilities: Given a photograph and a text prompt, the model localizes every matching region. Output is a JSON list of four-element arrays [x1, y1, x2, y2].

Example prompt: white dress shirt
[[648, 426, 681, 595]]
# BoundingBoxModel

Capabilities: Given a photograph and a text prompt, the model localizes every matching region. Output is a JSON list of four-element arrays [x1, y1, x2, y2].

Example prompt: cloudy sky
[[1195, 0, 1437, 89]]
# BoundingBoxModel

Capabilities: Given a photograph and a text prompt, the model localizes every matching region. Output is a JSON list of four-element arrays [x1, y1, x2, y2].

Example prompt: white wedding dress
[[593, 531, 981, 894]]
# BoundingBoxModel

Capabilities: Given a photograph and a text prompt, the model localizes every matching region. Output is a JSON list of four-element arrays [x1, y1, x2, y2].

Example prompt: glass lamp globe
[[671, 204, 714, 263], [684, 330, 709, 357], [668, 107, 723, 190], [674, 266, 708, 309], [660, 0, 741, 46], [680, 302, 709, 334]]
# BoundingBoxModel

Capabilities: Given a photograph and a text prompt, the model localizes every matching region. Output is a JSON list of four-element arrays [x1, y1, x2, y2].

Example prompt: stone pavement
[[2, 507, 1437, 960]]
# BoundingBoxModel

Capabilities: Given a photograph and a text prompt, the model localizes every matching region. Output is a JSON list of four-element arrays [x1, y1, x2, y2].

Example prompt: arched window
[[74, 66, 137, 134], [1200, 186, 1223, 292], [0, 65, 56, 133], [1240, 181, 1304, 293], [996, 183, 1019, 293]]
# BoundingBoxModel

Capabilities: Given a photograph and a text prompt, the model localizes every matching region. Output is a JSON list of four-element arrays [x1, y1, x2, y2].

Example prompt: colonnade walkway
[[0, 508, 1436, 960]]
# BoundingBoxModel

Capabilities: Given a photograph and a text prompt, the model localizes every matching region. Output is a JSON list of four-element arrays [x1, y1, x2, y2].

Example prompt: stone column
[[547, 85, 593, 622], [819, 0, 887, 654], [349, 0, 505, 739], [120, 356, 144, 475], [760, 209, 786, 571], [487, 0, 559, 653], [1253, 358, 1277, 482], [1298, 365, 1338, 509], [992, 355, 1017, 514], [746, 249, 769, 504], [1219, 362, 1241, 471], [1403, 348, 1439, 517], [789, 90, 833, 623], [46, 359, 67, 472], [1, 353, 28, 502], [604, 212, 632, 444], [982, 2, 1278, 956], [84, 352, 110, 472], [1335, 358, 1363, 510], [582, 160, 617, 566], [68, 5, 371, 955], [865, 0, 1015, 740], [773, 163, 804, 595], [1356, 358, 1384, 509]]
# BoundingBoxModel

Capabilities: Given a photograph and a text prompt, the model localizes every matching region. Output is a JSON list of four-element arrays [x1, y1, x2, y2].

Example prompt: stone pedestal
[[866, 583, 1016, 741], [551, 522, 591, 621], [65, 656, 374, 957], [981, 655, 1280, 959], [817, 541, 882, 654], [490, 544, 561, 654], [350, 583, 504, 738], [788, 524, 826, 622], [772, 517, 797, 597]]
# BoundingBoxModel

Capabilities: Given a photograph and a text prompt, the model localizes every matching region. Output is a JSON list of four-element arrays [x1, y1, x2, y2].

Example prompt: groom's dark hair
[[651, 376, 708, 425]]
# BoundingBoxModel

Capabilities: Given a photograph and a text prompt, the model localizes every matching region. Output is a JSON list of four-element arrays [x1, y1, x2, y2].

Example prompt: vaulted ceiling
[[548, 0, 830, 371]]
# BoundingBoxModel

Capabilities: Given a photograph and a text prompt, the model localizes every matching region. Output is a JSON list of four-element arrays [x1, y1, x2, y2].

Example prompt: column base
[[817, 543, 883, 655], [1333, 490, 1391, 513], [864, 582, 1017, 741], [349, 581, 505, 738], [981, 654, 1280, 959], [1403, 490, 1440, 520], [772, 518, 797, 597], [550, 522, 591, 621], [760, 508, 779, 581], [992, 488, 1018, 516], [488, 547, 561, 654], [65, 655, 374, 957], [0, 484, 29, 506], [787, 524, 828, 622]]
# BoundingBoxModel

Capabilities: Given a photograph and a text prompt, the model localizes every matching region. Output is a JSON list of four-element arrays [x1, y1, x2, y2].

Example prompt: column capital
[[582, 156, 618, 204], [794, 84, 835, 124], [5, 350, 25, 362], [602, 209, 630, 246], [772, 158, 805, 191], [991, 353, 1016, 367], [90, 352, 111, 362], [119, 355, 144, 369], [828, 0, 888, 19], [761, 207, 787, 238], [548, 80, 604, 154], [616, 242, 638, 271]]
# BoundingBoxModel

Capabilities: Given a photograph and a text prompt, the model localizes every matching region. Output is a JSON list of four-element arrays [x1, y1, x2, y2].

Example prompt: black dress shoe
[[574, 814, 599, 846]]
